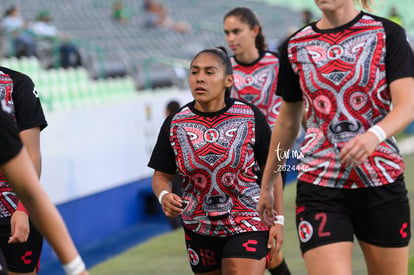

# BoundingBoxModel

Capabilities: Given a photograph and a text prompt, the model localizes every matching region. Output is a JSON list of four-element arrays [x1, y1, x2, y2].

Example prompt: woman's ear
[[253, 25, 260, 36], [225, 74, 234, 88]]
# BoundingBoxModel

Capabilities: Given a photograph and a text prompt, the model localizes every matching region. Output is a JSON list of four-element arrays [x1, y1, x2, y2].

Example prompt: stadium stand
[[0, 0, 302, 93]]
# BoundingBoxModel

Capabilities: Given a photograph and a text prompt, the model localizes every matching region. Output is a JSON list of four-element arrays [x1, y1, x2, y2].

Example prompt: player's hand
[[340, 131, 379, 167], [9, 210, 30, 243], [268, 223, 284, 259], [257, 187, 275, 227], [160, 193, 184, 218]]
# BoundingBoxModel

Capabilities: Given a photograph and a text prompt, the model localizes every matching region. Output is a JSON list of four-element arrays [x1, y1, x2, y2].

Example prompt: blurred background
[[0, 0, 413, 274]]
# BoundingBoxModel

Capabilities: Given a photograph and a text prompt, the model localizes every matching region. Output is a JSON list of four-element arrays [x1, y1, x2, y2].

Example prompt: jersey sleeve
[[9, 69, 48, 132], [147, 116, 177, 174], [383, 19, 414, 83], [0, 109, 23, 165], [276, 38, 303, 102]]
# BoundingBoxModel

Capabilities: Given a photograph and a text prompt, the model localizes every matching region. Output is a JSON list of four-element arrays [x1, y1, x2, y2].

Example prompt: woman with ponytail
[[223, 7, 292, 274], [149, 47, 284, 274]]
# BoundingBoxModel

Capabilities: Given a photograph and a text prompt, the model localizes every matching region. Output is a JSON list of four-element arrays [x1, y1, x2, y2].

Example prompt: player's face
[[223, 16, 257, 56], [189, 53, 233, 110]]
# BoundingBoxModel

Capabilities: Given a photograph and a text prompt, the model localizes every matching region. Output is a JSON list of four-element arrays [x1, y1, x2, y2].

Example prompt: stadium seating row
[[2, 56, 137, 112], [0, 0, 302, 89]]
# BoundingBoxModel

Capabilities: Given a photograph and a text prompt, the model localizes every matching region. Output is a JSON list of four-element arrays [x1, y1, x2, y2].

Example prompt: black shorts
[[0, 251, 7, 275], [296, 175, 410, 254], [184, 227, 269, 273], [0, 218, 43, 273]]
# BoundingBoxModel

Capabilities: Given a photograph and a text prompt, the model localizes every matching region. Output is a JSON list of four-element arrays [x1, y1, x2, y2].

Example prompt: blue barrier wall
[[39, 177, 170, 274]]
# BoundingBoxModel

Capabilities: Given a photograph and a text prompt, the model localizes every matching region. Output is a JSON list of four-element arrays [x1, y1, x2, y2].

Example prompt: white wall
[[40, 89, 193, 204]]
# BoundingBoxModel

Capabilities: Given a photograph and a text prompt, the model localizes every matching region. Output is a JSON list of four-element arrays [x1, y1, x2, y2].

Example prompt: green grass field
[[90, 153, 414, 275]]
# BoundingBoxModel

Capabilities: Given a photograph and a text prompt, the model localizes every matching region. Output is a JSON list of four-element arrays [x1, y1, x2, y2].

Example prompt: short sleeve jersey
[[0, 67, 47, 219], [231, 51, 281, 127], [277, 12, 414, 188], [148, 98, 271, 237], [0, 103, 22, 166]]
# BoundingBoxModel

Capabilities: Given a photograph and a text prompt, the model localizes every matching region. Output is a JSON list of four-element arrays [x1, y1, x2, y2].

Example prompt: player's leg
[[267, 251, 289, 275], [303, 242, 353, 275], [266, 169, 291, 275], [359, 242, 408, 275], [222, 257, 266, 275], [354, 178, 410, 275], [195, 270, 221, 275]]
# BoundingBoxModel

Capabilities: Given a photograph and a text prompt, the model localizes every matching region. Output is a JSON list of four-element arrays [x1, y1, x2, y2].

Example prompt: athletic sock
[[268, 259, 291, 275]]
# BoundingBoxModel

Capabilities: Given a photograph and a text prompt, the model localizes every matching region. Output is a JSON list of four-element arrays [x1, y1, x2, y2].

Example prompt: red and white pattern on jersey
[[0, 73, 17, 218], [288, 14, 404, 188], [231, 53, 281, 127], [170, 101, 268, 237]]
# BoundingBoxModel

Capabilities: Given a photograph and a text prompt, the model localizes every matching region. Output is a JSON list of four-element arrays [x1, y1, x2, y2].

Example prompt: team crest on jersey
[[327, 45, 344, 60], [204, 128, 219, 143], [188, 248, 200, 266], [0, 98, 12, 114], [243, 74, 254, 86], [298, 220, 313, 243], [0, 86, 12, 114]]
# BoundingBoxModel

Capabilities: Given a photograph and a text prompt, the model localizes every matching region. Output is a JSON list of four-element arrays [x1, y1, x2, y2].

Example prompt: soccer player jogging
[[223, 7, 290, 274], [257, 0, 414, 274], [149, 47, 285, 274], [223, 7, 281, 128], [0, 67, 47, 275], [0, 98, 88, 275]]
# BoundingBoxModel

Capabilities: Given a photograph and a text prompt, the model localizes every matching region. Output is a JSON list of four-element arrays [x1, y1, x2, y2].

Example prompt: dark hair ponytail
[[191, 46, 233, 97], [224, 6, 267, 52]]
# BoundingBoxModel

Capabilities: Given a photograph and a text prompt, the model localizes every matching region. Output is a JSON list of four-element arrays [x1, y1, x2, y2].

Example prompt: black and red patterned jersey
[[148, 98, 271, 237], [230, 51, 281, 127], [277, 12, 414, 188], [0, 67, 47, 220]]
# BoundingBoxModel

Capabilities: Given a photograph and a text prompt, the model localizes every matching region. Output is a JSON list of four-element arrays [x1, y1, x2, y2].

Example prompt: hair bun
[[216, 46, 229, 56]]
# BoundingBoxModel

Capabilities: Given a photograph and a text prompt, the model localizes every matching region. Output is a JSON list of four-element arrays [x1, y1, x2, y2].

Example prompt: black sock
[[268, 259, 291, 275]]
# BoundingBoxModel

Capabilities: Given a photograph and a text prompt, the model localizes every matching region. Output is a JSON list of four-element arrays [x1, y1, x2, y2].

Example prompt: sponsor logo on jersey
[[242, 239, 258, 252]]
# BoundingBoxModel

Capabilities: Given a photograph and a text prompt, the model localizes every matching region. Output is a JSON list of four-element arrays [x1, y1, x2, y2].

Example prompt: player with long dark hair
[[149, 47, 284, 274], [223, 7, 291, 274]]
